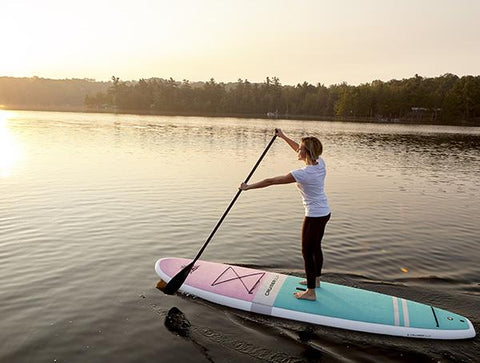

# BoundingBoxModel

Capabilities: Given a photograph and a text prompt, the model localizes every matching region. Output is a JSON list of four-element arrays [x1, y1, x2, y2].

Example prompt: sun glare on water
[[0, 111, 23, 177]]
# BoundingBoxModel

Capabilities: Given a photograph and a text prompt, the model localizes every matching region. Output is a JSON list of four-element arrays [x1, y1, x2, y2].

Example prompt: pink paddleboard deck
[[156, 257, 273, 302]]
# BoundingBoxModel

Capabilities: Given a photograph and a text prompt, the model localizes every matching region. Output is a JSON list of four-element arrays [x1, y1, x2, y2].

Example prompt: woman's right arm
[[276, 129, 299, 152], [240, 173, 295, 191]]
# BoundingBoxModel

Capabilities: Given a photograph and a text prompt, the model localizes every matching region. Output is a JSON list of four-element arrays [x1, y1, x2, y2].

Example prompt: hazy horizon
[[3, 72, 479, 87], [2, 0, 479, 86]]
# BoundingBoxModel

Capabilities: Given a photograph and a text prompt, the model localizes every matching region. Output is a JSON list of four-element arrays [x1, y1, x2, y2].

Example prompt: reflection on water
[[0, 110, 23, 177], [1, 111, 479, 280], [1, 111, 479, 362]]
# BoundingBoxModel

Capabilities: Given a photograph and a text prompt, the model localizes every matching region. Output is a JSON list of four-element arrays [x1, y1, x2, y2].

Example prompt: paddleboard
[[155, 258, 475, 340]]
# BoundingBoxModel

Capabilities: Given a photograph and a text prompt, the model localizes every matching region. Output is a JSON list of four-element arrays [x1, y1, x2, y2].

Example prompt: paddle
[[162, 129, 278, 295]]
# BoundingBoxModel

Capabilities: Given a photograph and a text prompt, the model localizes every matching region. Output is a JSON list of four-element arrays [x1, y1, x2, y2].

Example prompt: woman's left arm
[[240, 173, 295, 191]]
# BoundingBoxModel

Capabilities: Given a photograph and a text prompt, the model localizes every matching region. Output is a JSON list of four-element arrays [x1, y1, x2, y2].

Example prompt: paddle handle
[[191, 131, 278, 263]]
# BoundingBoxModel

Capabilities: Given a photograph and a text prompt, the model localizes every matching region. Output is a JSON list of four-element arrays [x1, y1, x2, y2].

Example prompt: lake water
[[1, 110, 479, 362]]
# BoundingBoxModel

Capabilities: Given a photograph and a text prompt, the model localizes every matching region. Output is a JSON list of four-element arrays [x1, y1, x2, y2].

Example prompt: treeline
[[0, 76, 109, 109], [86, 74, 480, 124], [1, 74, 479, 125]]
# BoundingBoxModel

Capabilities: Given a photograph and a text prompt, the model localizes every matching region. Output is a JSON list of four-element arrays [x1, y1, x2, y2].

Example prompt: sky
[[1, 0, 479, 86]]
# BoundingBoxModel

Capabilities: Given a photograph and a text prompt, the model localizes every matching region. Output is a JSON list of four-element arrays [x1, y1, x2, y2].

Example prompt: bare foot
[[299, 278, 320, 288], [294, 289, 316, 300]]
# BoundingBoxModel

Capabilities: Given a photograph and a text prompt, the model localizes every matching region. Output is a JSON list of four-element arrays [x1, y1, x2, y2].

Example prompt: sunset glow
[[1, 1, 479, 85], [0, 111, 22, 177]]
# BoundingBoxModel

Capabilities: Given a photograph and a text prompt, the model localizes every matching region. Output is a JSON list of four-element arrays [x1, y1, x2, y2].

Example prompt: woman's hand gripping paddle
[[161, 129, 278, 295]]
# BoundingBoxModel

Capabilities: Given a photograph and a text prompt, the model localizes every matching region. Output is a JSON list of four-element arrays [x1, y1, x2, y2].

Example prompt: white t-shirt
[[290, 158, 330, 217]]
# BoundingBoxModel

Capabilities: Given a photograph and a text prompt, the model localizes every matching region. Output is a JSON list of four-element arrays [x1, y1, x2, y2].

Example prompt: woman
[[240, 129, 331, 301]]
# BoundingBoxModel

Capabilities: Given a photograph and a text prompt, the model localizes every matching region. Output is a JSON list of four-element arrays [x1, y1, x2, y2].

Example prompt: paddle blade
[[155, 279, 167, 290], [162, 261, 194, 295]]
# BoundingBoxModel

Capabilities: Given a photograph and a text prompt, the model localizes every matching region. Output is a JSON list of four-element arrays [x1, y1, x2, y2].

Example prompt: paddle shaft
[[163, 131, 277, 295], [192, 132, 278, 263]]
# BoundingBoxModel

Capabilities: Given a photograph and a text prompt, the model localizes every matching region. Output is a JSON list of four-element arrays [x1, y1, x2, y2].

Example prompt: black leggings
[[301, 214, 331, 289]]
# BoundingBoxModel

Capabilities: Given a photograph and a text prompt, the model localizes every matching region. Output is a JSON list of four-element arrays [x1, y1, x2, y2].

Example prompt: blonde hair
[[301, 136, 323, 161]]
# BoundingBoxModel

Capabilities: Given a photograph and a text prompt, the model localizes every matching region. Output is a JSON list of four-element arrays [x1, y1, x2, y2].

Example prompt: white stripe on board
[[401, 298, 410, 327], [251, 273, 286, 315], [392, 297, 400, 326]]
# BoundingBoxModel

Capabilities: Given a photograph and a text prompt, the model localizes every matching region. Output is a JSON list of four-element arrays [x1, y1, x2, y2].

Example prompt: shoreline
[[2, 105, 479, 127]]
